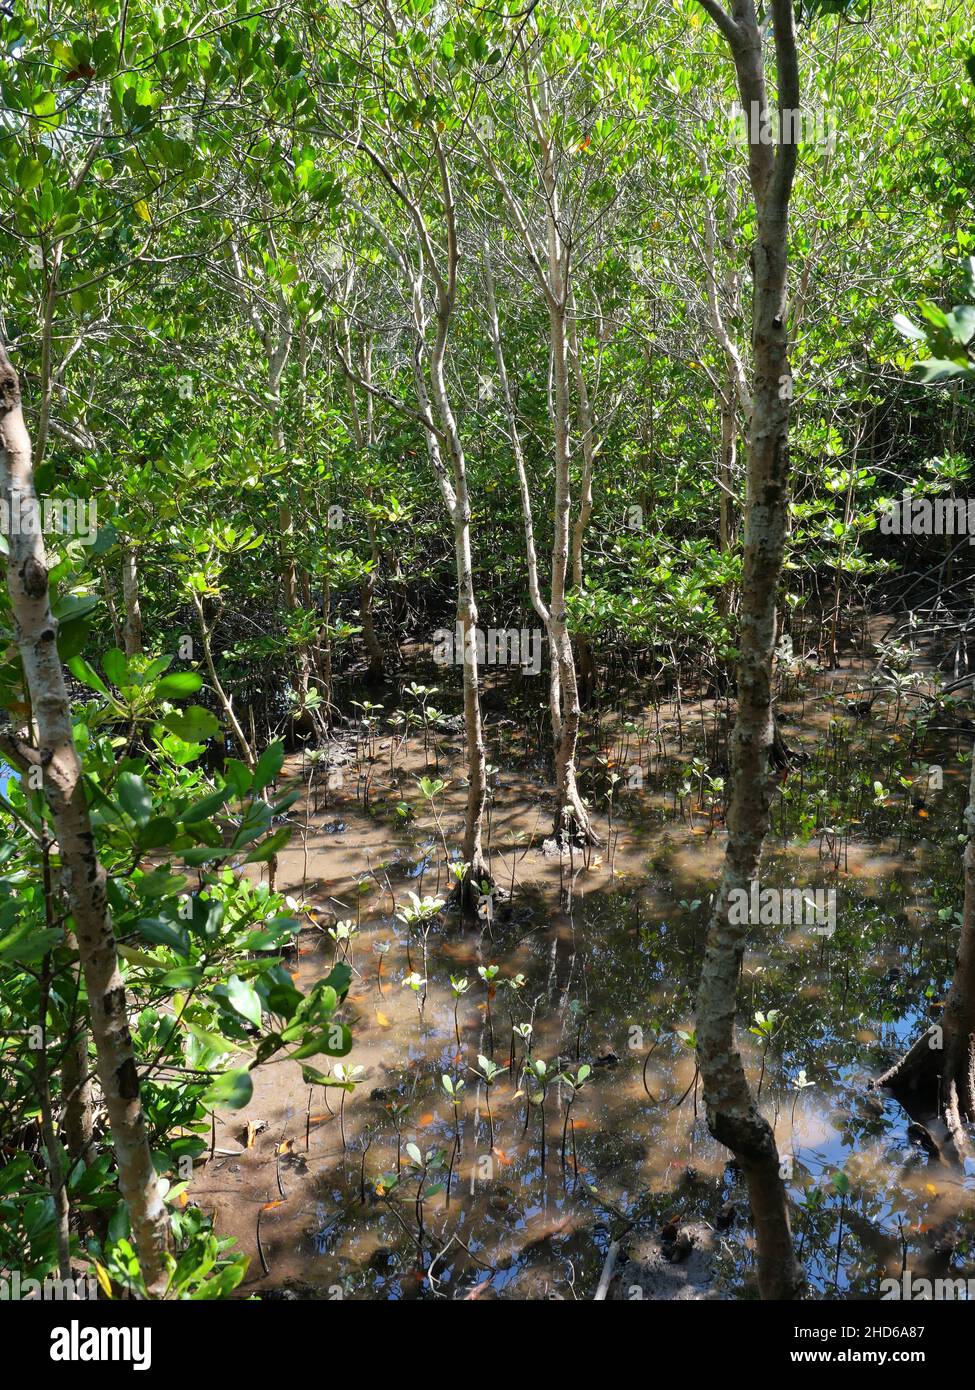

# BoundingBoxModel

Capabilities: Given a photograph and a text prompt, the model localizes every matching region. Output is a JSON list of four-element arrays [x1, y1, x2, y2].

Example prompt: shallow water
[[192, 661, 975, 1299]]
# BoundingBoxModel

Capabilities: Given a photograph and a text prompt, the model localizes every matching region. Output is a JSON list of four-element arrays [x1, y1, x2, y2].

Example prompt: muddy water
[[192, 662, 975, 1299]]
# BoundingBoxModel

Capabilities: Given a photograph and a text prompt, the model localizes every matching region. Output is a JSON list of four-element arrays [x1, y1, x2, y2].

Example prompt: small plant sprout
[[499, 974, 527, 1061], [327, 918, 359, 965], [373, 938, 390, 996], [471, 1053, 507, 1149], [478, 963, 500, 1053], [402, 970, 427, 1017], [441, 1073, 466, 1104], [332, 1063, 365, 1150], [525, 1056, 552, 1167], [441, 1073, 466, 1169], [416, 775, 450, 869], [449, 975, 470, 1049], [559, 1063, 591, 1178], [397, 892, 443, 1017], [749, 1009, 782, 1101], [791, 1066, 816, 1128], [396, 890, 446, 929], [402, 1142, 447, 1257], [387, 1098, 410, 1174]]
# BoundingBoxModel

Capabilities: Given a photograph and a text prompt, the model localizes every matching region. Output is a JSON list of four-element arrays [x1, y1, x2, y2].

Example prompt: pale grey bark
[[694, 0, 804, 1301], [0, 342, 170, 1292], [475, 64, 597, 843], [121, 545, 143, 657]]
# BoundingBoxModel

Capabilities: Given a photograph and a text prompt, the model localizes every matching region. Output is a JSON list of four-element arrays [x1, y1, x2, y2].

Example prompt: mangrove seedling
[[331, 1063, 365, 1151], [449, 975, 470, 1050], [558, 1063, 591, 1179], [748, 1009, 782, 1101], [478, 963, 500, 1054], [472, 1054, 507, 1150]]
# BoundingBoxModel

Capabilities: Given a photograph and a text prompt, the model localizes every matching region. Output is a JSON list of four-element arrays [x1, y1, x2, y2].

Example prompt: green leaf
[[164, 707, 220, 741], [892, 313, 925, 343], [135, 917, 189, 957], [243, 825, 292, 863], [17, 157, 44, 191], [220, 974, 262, 1028], [68, 656, 109, 695], [252, 740, 285, 793], [103, 648, 127, 686], [0, 923, 62, 963], [182, 786, 230, 824], [155, 671, 203, 698], [200, 1069, 253, 1110], [117, 771, 152, 827], [137, 816, 177, 851]]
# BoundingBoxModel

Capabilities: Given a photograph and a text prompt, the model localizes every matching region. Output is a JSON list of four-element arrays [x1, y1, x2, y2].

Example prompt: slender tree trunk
[[345, 338, 386, 681], [478, 73, 596, 844], [482, 239, 558, 765], [417, 137, 492, 895], [121, 545, 143, 657], [97, 559, 124, 650], [425, 339, 491, 889], [694, 0, 803, 1300], [61, 1012, 94, 1166], [0, 343, 170, 1293], [191, 592, 256, 770], [549, 294, 598, 845], [359, 528, 385, 680], [567, 305, 596, 706]]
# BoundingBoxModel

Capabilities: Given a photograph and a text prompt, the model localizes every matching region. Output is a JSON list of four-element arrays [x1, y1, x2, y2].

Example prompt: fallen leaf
[[376, 1011, 392, 1027]]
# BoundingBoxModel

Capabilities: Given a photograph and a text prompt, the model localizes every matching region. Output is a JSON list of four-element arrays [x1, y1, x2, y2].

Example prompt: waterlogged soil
[[191, 645, 975, 1300]]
